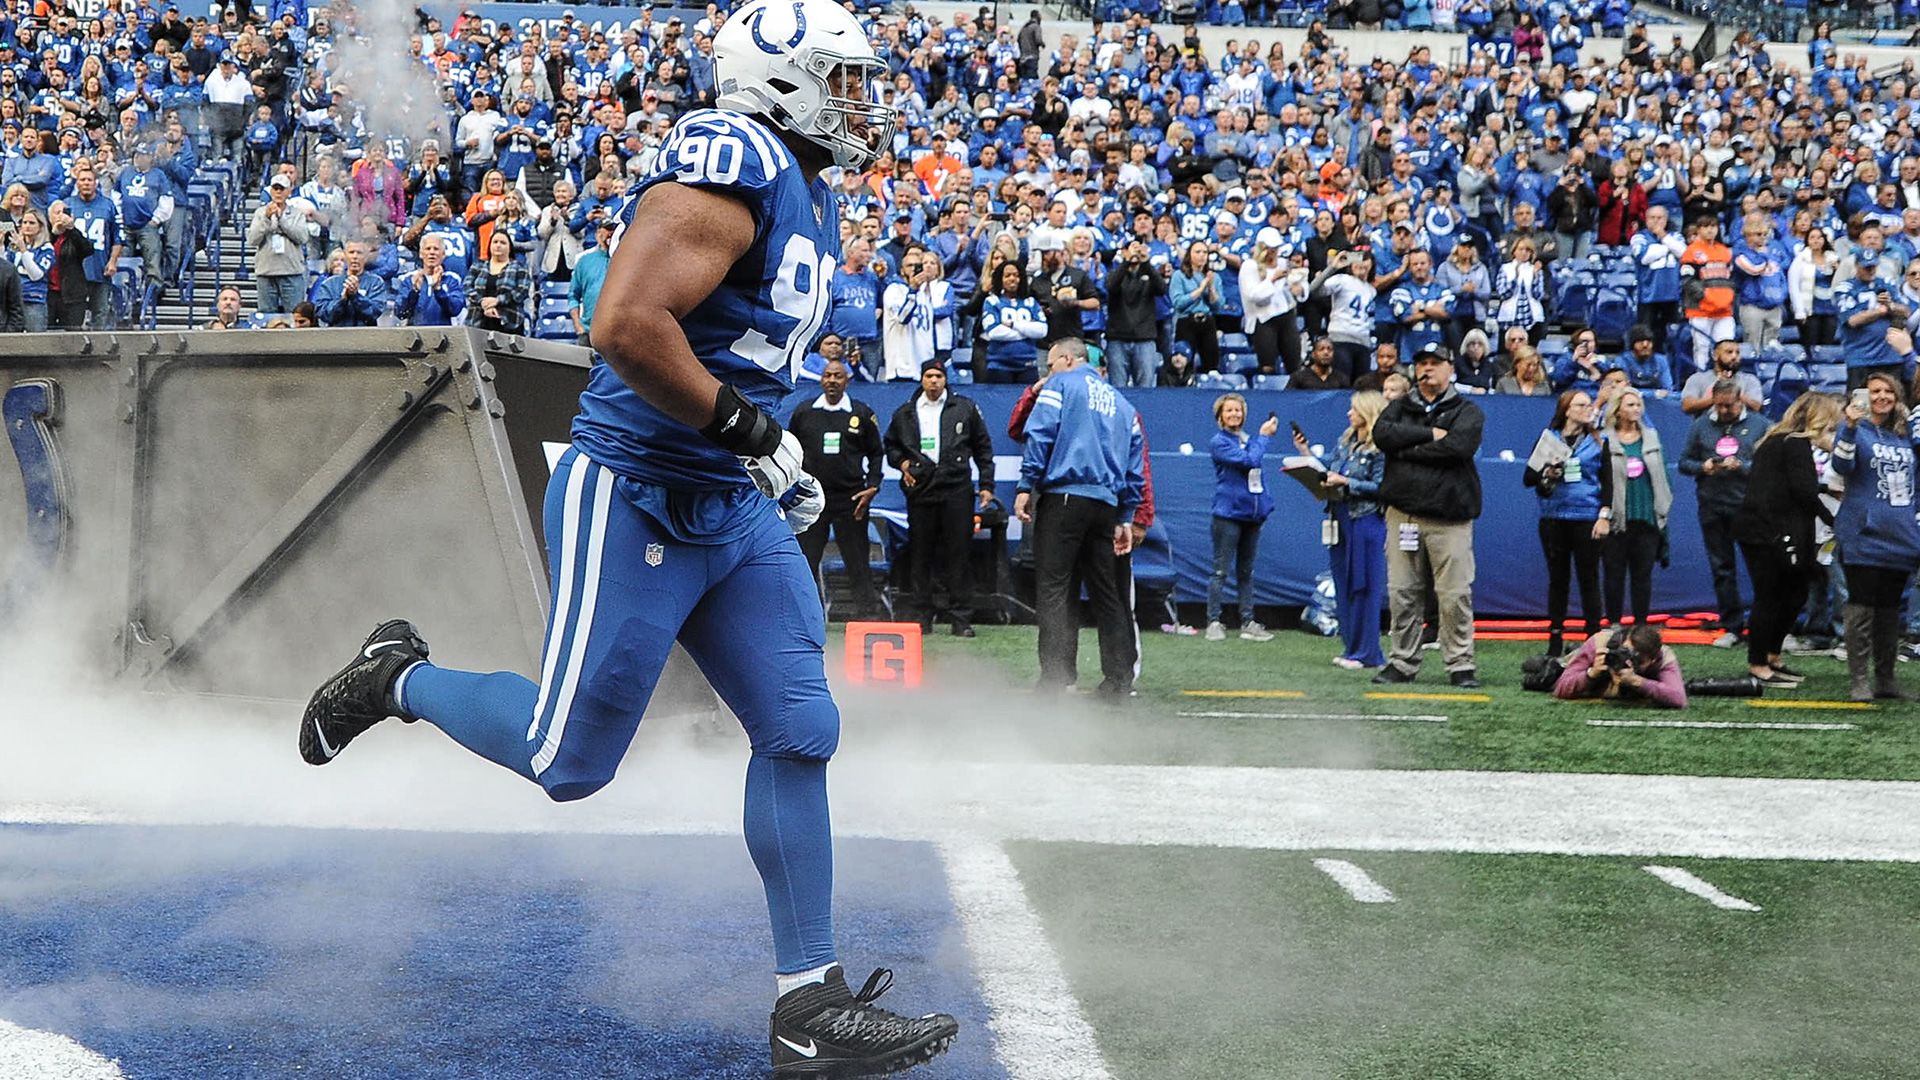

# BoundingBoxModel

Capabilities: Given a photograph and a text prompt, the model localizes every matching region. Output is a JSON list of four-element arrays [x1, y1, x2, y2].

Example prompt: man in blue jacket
[[1014, 337, 1147, 697], [311, 239, 390, 327]]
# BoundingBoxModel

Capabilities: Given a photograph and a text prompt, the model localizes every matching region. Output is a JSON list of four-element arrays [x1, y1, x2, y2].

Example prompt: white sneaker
[[1333, 657, 1364, 670], [1712, 631, 1741, 649], [1240, 622, 1275, 642], [1205, 621, 1226, 641]]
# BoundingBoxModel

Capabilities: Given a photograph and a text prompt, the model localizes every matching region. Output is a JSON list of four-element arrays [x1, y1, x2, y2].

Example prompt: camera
[[1606, 646, 1635, 673]]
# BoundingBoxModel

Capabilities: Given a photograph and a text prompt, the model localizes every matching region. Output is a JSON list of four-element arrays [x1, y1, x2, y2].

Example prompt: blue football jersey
[[571, 110, 840, 491]]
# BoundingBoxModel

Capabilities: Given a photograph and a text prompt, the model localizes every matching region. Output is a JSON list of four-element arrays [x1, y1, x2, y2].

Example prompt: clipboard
[[1282, 454, 1341, 501], [1526, 430, 1572, 473]]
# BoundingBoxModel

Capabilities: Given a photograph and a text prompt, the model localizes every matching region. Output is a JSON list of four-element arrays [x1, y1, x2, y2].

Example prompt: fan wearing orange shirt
[[911, 133, 965, 197], [1681, 216, 1736, 372], [463, 168, 510, 262]]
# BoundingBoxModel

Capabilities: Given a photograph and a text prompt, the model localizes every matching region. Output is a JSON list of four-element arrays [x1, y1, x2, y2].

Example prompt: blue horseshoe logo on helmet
[[748, 1, 808, 54]]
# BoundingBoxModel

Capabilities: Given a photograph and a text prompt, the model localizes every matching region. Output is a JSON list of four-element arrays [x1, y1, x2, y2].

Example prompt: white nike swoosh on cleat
[[776, 1036, 818, 1059], [362, 639, 405, 659], [312, 716, 340, 760]]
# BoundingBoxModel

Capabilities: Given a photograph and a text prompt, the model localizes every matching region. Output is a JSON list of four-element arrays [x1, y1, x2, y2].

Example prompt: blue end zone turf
[[0, 826, 1008, 1079]]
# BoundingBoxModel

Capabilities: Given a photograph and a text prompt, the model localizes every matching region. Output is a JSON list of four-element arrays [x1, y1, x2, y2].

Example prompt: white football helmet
[[713, 0, 896, 171]]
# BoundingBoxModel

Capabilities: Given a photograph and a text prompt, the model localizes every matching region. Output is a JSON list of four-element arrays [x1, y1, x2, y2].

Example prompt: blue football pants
[[400, 446, 840, 973]]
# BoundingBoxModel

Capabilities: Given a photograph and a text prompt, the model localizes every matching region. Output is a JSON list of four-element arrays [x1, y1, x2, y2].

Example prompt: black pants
[[1697, 502, 1745, 632], [1740, 541, 1809, 667], [907, 489, 974, 624], [1332, 341, 1370, 382], [1539, 517, 1602, 640], [1843, 563, 1911, 611], [1640, 301, 1679, 354], [1175, 314, 1220, 373], [1799, 313, 1835, 353], [1251, 312, 1301, 375], [1033, 491, 1134, 690], [1603, 520, 1661, 627], [798, 505, 878, 616]]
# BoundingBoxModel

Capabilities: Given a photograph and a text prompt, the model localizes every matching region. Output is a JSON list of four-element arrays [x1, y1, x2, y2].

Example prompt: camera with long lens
[[1606, 646, 1635, 673]]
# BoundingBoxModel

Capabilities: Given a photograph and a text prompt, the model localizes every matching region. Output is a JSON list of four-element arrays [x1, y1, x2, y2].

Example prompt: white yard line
[[1642, 865, 1763, 912], [936, 839, 1114, 1080], [1180, 710, 1449, 723], [1312, 858, 1397, 903], [13, 759, 1920, 863], [0, 1020, 125, 1080], [1588, 719, 1858, 732]]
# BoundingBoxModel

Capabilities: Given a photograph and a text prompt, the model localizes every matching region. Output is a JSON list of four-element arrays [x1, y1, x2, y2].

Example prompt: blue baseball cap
[[1857, 249, 1881, 267]]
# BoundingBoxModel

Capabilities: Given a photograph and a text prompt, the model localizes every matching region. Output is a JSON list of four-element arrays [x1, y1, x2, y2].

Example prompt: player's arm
[[590, 181, 759, 438]]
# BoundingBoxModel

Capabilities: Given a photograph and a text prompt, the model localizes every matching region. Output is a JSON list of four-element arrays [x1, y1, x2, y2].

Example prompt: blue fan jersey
[[571, 110, 839, 493]]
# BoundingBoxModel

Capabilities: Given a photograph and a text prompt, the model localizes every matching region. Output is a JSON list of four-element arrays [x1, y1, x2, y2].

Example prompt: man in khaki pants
[[1369, 346, 1486, 688]]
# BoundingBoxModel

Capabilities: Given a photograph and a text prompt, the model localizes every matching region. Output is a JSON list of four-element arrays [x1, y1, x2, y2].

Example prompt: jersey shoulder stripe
[[659, 109, 792, 191]]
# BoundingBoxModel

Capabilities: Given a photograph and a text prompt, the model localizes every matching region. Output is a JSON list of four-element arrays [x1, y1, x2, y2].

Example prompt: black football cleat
[[771, 967, 959, 1079], [299, 619, 430, 766]]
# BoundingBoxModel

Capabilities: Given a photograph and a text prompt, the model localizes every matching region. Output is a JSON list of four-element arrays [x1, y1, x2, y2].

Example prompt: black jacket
[[1030, 263, 1097, 345], [789, 395, 884, 507], [1373, 387, 1485, 522], [1734, 434, 1830, 568], [0, 257, 23, 332], [884, 390, 996, 503], [1104, 260, 1166, 342]]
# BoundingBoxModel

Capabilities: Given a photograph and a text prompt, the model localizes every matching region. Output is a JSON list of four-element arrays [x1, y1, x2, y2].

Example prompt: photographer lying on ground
[[1550, 626, 1689, 708]]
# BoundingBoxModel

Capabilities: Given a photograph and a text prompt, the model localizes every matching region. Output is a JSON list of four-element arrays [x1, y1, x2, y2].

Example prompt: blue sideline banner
[[782, 384, 1721, 619], [418, 2, 684, 39]]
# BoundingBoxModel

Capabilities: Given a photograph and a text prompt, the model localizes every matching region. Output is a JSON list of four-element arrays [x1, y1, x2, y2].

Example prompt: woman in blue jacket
[[1525, 390, 1608, 657], [1208, 393, 1277, 643], [1297, 390, 1390, 668], [1833, 373, 1920, 701]]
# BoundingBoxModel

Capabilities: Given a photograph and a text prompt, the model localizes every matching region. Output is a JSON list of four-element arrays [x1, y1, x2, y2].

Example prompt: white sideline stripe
[[1312, 858, 1396, 903], [937, 839, 1114, 1080], [1588, 719, 1858, 732], [1642, 865, 1762, 912], [14, 763, 1920, 864], [0, 1019, 126, 1079], [1180, 710, 1449, 723], [532, 466, 617, 775]]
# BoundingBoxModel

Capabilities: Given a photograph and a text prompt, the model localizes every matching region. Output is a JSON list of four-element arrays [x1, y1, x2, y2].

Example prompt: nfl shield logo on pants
[[645, 543, 664, 567]]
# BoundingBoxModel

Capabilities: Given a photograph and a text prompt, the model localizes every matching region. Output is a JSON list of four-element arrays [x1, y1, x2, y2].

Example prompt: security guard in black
[[788, 357, 886, 616]]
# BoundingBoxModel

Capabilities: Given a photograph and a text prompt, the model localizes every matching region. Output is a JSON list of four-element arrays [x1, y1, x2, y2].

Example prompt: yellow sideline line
[[1365, 691, 1492, 703], [1180, 689, 1308, 699], [1747, 699, 1876, 711]]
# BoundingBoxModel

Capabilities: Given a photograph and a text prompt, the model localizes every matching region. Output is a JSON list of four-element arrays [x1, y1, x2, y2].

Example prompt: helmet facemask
[[792, 51, 895, 171]]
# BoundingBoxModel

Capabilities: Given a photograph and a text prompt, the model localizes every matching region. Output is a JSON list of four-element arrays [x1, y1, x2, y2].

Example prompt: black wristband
[[700, 383, 782, 458]]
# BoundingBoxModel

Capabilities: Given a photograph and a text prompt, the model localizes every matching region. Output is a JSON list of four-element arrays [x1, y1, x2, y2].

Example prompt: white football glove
[[742, 429, 806, 500], [779, 473, 826, 534]]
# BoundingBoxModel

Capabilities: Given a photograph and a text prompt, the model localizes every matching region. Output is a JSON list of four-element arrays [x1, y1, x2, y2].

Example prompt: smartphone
[[989, 211, 1010, 221], [1288, 419, 1306, 441], [1850, 388, 1871, 414]]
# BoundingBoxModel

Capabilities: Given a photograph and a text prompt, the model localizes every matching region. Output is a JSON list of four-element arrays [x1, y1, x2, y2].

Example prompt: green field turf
[[850, 626, 1920, 781], [1010, 843, 1920, 1080]]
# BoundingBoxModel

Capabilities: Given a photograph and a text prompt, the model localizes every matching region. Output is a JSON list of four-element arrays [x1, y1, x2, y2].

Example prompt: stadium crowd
[[1, 0, 1920, 685]]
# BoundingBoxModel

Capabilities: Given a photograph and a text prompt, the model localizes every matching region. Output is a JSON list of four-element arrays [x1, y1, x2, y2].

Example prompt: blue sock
[[398, 663, 540, 783], [744, 753, 837, 974]]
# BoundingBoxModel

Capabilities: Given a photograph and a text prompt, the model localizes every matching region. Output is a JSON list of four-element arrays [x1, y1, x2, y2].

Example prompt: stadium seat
[[1590, 289, 1635, 344], [1219, 351, 1261, 376], [1249, 374, 1289, 391], [1195, 371, 1247, 390]]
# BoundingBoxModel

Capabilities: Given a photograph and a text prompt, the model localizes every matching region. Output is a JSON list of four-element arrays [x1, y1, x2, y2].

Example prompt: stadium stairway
[[150, 211, 253, 330]]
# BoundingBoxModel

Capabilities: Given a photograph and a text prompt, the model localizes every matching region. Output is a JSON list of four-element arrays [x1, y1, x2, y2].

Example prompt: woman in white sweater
[[1239, 227, 1309, 375]]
